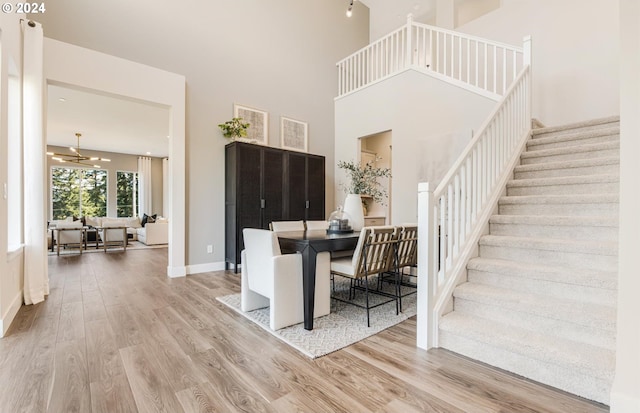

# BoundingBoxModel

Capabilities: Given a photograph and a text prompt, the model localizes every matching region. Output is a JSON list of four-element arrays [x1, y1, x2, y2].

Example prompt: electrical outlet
[[207, 245, 213, 254]]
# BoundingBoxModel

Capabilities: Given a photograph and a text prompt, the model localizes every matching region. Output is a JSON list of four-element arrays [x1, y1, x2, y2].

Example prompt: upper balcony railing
[[337, 14, 526, 100]]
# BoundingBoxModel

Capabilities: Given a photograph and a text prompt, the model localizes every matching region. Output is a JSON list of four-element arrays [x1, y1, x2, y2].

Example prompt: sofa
[[85, 216, 142, 241], [136, 218, 168, 245]]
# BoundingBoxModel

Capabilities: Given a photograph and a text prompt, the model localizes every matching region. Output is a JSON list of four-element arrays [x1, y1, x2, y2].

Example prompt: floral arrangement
[[338, 158, 391, 204], [218, 117, 249, 140]]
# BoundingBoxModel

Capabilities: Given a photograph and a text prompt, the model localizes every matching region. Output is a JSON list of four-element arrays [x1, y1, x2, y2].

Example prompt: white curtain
[[138, 156, 153, 216], [162, 158, 169, 218], [22, 20, 48, 305]]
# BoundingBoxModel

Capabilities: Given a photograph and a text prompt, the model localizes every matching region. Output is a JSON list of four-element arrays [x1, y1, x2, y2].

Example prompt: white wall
[[456, 0, 620, 126], [335, 70, 495, 225], [0, 10, 25, 335], [611, 1, 640, 411], [32, 1, 370, 270]]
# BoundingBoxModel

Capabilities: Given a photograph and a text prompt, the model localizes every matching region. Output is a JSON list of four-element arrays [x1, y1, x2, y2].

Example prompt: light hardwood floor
[[0, 248, 609, 412]]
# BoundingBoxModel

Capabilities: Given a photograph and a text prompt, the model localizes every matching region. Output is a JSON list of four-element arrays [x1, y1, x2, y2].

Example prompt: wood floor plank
[[90, 374, 139, 413], [85, 319, 126, 383], [0, 249, 608, 413], [119, 344, 185, 413], [47, 338, 91, 413], [57, 301, 85, 343], [175, 382, 230, 413], [83, 289, 108, 322]]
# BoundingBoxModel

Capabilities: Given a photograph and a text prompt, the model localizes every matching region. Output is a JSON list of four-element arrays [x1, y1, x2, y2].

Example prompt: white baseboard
[[187, 261, 227, 275], [1, 292, 23, 337]]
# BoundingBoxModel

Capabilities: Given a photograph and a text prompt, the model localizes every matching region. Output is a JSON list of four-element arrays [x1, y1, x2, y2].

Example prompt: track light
[[346, 0, 354, 17]]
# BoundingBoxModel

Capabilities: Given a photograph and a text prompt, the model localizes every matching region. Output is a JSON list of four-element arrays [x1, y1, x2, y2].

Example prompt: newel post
[[522, 35, 532, 67], [522, 35, 533, 121], [417, 182, 436, 349], [406, 13, 414, 67]]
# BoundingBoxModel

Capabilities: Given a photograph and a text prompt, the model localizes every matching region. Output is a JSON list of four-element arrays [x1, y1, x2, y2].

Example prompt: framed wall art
[[233, 104, 269, 145], [280, 116, 308, 152]]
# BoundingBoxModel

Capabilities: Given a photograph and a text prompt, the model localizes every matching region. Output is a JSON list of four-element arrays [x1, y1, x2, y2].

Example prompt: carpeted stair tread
[[439, 312, 616, 380], [479, 234, 617, 256], [506, 174, 619, 189], [532, 115, 620, 136], [528, 126, 619, 147], [467, 257, 617, 304], [489, 214, 618, 228], [514, 156, 619, 173], [499, 193, 619, 205], [520, 140, 619, 161], [453, 282, 616, 331], [468, 257, 617, 286]]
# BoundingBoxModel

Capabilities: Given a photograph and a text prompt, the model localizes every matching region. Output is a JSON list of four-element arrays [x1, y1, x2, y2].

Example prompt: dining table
[[277, 229, 360, 330]]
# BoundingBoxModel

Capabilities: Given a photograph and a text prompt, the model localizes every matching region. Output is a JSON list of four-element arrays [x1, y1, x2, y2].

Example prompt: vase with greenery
[[337, 158, 392, 205], [218, 117, 249, 141], [338, 158, 391, 231]]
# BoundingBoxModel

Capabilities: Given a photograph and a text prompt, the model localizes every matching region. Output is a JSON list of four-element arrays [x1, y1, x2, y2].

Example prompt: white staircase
[[438, 116, 619, 405]]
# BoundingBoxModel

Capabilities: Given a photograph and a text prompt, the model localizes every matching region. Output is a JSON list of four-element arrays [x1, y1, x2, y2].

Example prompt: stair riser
[[514, 163, 619, 179], [489, 222, 618, 243], [533, 121, 619, 139], [499, 202, 618, 217], [453, 298, 616, 348], [506, 181, 618, 196], [467, 269, 617, 307], [527, 134, 619, 151], [479, 244, 617, 272], [438, 332, 611, 404], [521, 148, 619, 165]]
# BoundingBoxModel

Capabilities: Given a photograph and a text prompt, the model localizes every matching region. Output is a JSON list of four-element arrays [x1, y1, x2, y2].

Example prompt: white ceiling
[[47, 84, 171, 158]]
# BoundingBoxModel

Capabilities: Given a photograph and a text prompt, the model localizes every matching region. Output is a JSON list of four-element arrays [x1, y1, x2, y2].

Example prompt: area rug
[[216, 276, 417, 359]]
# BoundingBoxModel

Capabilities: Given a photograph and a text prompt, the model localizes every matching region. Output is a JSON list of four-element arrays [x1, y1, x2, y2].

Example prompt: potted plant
[[338, 158, 391, 230], [218, 117, 249, 141]]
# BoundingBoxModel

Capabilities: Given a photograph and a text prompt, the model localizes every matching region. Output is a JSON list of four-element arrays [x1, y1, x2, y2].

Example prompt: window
[[116, 171, 138, 217], [51, 167, 107, 219]]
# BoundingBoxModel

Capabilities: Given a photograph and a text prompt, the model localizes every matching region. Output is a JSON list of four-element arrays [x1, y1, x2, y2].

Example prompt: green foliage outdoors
[[117, 171, 138, 217], [51, 167, 107, 219]]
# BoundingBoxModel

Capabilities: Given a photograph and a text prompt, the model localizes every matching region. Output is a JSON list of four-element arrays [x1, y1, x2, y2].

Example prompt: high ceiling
[[46, 84, 170, 158]]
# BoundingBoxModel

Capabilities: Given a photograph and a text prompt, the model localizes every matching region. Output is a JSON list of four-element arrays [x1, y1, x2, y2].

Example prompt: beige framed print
[[234, 104, 269, 145], [280, 116, 308, 152]]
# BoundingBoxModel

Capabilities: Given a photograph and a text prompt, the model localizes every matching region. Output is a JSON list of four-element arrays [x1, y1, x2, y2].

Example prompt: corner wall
[[0, 10, 25, 335], [611, 1, 640, 411], [335, 70, 495, 224], [455, 0, 619, 126]]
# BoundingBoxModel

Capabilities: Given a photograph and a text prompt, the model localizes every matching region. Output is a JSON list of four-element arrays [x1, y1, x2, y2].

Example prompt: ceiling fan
[[46, 132, 111, 168]]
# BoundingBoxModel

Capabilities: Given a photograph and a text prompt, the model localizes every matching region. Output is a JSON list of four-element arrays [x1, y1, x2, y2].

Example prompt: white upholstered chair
[[269, 220, 305, 232], [305, 220, 329, 230], [56, 221, 84, 255], [241, 228, 330, 330], [101, 219, 127, 252]]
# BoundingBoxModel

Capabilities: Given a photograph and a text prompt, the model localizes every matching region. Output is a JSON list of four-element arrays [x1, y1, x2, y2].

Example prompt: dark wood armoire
[[225, 141, 325, 272]]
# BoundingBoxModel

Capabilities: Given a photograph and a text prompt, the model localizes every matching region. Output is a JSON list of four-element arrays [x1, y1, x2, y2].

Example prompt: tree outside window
[[117, 171, 138, 217], [51, 166, 107, 219]]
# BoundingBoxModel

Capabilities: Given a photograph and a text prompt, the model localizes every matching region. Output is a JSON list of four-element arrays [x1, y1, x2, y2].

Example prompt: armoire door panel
[[287, 153, 307, 221], [262, 148, 285, 229]]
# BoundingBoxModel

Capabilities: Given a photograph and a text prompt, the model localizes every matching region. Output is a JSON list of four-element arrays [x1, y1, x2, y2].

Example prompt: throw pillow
[[141, 213, 149, 227], [147, 215, 156, 224]]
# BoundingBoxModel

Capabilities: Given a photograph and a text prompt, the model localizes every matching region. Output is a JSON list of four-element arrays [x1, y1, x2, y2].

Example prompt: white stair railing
[[337, 14, 525, 99], [416, 52, 531, 350]]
